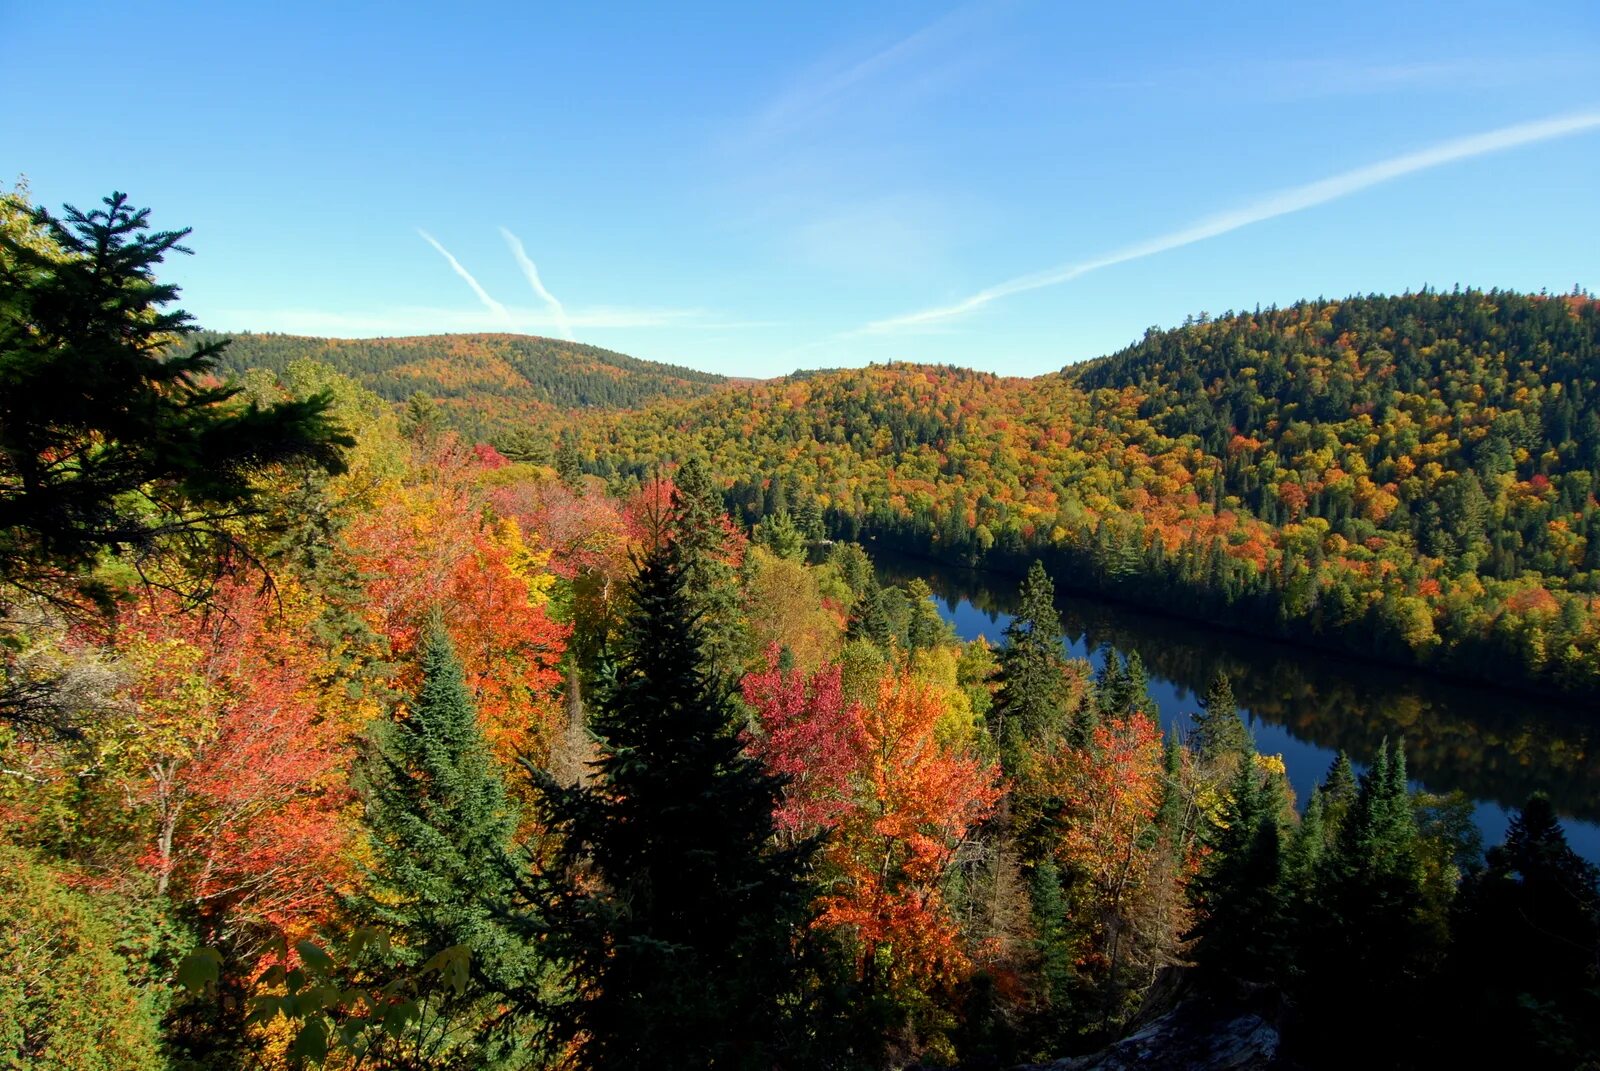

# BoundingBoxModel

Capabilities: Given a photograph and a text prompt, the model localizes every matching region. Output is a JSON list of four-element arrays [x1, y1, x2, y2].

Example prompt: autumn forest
[[4, 188, 1599, 1071]]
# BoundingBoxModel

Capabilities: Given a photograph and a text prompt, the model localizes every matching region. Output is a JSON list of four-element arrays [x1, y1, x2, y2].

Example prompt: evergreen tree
[[353, 619, 545, 1066], [1191, 670, 1251, 763], [1292, 740, 1432, 1066], [530, 537, 820, 1069], [1189, 755, 1285, 985], [1155, 728, 1186, 840], [401, 391, 446, 443], [905, 577, 948, 652], [555, 432, 585, 494], [753, 509, 807, 561], [671, 456, 747, 681], [993, 561, 1071, 763], [1317, 751, 1358, 842], [1094, 651, 1129, 717], [0, 192, 350, 611], [1445, 795, 1600, 1068], [1123, 650, 1155, 719]]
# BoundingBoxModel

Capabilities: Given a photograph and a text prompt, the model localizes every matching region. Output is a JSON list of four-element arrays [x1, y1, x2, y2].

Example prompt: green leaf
[[289, 1018, 329, 1065], [176, 947, 222, 996], [382, 999, 421, 1037], [295, 939, 335, 976]]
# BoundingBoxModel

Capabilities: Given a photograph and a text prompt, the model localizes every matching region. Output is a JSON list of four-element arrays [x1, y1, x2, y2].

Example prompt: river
[[872, 549, 1600, 865]]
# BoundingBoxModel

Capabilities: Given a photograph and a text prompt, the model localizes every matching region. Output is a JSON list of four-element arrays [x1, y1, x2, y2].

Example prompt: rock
[[1019, 1001, 1283, 1071]]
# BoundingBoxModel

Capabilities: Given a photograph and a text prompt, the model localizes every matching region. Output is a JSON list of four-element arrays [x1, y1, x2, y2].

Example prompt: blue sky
[[5, 1, 1597, 377]]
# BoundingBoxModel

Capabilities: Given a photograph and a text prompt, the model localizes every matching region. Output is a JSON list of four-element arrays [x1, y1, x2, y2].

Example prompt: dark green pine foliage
[[905, 577, 948, 652], [847, 576, 898, 651], [354, 620, 545, 1066], [1027, 859, 1076, 1050], [753, 508, 807, 560], [994, 561, 1073, 763], [672, 456, 748, 681], [1316, 751, 1358, 841], [0, 192, 350, 607], [1191, 670, 1251, 763], [1444, 795, 1600, 1069], [555, 432, 585, 494], [533, 537, 819, 1070], [1123, 650, 1155, 719], [1189, 752, 1287, 986], [1292, 740, 1433, 1065]]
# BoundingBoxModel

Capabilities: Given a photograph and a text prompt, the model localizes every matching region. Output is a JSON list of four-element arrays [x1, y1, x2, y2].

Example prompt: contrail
[[417, 229, 512, 323], [500, 228, 575, 341], [866, 109, 1600, 333]]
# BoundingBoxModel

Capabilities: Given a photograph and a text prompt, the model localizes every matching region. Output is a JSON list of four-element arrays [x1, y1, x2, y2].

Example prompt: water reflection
[[872, 549, 1600, 863]]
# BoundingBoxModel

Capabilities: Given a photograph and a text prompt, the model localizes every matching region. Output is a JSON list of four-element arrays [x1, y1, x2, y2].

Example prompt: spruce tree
[[555, 432, 585, 494], [993, 561, 1071, 763], [1445, 795, 1600, 1067], [0, 192, 350, 611], [1191, 670, 1251, 763], [671, 456, 747, 681], [532, 537, 819, 1070], [353, 619, 545, 1066], [1189, 755, 1285, 985], [1292, 740, 1432, 1065], [905, 577, 948, 652]]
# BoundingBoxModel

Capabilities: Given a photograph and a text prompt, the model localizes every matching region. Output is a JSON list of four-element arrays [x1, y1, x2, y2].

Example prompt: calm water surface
[[873, 550, 1600, 864]]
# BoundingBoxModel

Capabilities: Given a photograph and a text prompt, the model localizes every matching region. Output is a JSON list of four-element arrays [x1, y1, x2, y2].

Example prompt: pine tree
[[353, 619, 545, 1066], [0, 192, 350, 612], [555, 432, 585, 494], [905, 577, 947, 652], [1155, 728, 1185, 840], [1123, 650, 1155, 719], [1292, 740, 1432, 1065], [1445, 795, 1600, 1067], [993, 561, 1071, 764], [1191, 670, 1251, 763], [1189, 755, 1284, 985], [671, 456, 748, 681], [531, 537, 820, 1069]]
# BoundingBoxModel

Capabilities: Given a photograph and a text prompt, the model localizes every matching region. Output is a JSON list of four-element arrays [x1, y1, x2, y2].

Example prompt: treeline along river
[[872, 549, 1600, 864]]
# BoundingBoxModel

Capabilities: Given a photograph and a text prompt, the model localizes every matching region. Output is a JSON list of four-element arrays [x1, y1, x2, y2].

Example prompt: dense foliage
[[565, 291, 1600, 695], [4, 190, 1598, 1070], [204, 330, 731, 442]]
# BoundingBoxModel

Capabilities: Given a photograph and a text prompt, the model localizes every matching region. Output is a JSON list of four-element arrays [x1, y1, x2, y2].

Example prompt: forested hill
[[203, 330, 732, 438], [573, 289, 1600, 695]]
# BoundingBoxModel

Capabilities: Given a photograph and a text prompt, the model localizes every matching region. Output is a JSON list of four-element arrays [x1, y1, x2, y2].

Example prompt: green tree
[[530, 536, 820, 1069], [1292, 740, 1433, 1065], [0, 845, 163, 1071], [1445, 795, 1600, 1068], [555, 432, 585, 494], [1191, 670, 1251, 763], [905, 577, 948, 652], [993, 561, 1071, 763], [0, 192, 350, 610], [671, 456, 747, 680], [353, 619, 546, 1067], [1189, 753, 1287, 986]]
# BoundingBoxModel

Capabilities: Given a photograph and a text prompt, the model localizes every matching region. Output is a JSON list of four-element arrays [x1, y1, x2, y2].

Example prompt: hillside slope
[[572, 290, 1600, 694], [204, 330, 731, 438]]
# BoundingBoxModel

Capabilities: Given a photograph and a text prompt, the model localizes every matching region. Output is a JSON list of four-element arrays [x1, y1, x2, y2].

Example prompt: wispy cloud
[[866, 109, 1600, 333], [747, 1, 1007, 144], [500, 228, 574, 341], [417, 230, 512, 322]]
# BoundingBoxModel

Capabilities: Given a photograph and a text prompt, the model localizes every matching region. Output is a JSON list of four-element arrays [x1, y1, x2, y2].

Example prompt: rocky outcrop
[[1019, 1000, 1284, 1071]]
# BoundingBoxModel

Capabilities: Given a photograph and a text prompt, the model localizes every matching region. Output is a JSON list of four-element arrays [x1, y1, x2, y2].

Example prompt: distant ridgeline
[[573, 289, 1600, 696], [202, 330, 729, 440]]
